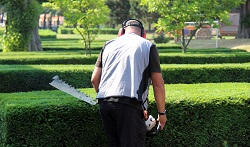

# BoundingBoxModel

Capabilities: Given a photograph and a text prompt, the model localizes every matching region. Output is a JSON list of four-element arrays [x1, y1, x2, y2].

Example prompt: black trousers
[[99, 100, 146, 147]]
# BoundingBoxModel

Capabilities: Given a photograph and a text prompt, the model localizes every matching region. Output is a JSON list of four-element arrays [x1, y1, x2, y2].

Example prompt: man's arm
[[91, 67, 102, 93], [151, 72, 167, 130]]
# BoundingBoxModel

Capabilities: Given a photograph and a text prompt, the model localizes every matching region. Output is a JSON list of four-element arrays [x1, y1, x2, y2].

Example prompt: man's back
[[98, 33, 152, 101]]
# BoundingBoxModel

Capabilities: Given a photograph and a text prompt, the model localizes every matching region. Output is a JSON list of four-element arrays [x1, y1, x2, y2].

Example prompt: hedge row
[[0, 64, 249, 92], [58, 27, 118, 34], [39, 29, 57, 39], [0, 83, 249, 146], [0, 53, 249, 64], [0, 27, 4, 36]]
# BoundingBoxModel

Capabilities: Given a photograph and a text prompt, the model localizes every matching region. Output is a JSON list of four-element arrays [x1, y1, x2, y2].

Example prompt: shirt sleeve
[[149, 44, 161, 73]]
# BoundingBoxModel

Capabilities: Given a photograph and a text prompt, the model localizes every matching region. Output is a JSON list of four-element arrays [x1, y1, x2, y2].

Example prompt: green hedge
[[0, 64, 249, 92], [0, 83, 249, 146], [0, 27, 4, 36], [159, 53, 250, 64], [0, 54, 98, 64], [0, 52, 249, 64], [39, 29, 57, 39], [58, 26, 118, 34]]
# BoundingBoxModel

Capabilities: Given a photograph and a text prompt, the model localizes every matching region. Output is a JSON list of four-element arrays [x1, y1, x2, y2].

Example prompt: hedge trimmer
[[49, 75, 97, 105], [49, 75, 160, 135]]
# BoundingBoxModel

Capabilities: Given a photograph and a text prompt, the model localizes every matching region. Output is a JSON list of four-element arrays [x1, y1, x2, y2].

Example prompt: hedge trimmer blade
[[49, 75, 97, 105]]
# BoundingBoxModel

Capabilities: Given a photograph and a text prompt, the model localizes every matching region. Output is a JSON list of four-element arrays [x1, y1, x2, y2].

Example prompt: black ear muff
[[118, 28, 124, 37], [121, 19, 145, 38]]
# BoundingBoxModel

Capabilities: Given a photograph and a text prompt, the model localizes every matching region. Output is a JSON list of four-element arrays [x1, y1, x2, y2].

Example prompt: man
[[91, 19, 166, 147]]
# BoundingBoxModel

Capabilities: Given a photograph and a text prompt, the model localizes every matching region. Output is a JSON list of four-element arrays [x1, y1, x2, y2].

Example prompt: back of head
[[123, 19, 144, 36]]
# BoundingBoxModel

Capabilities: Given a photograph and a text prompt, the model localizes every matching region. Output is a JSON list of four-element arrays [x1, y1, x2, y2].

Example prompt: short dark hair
[[123, 19, 143, 30]]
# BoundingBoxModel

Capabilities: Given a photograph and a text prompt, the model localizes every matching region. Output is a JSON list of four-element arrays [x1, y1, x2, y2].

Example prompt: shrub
[[0, 27, 4, 36], [154, 34, 170, 43], [57, 26, 74, 34], [0, 54, 98, 64], [0, 83, 249, 146], [0, 64, 249, 92], [39, 29, 57, 39], [159, 53, 250, 64], [0, 52, 249, 64]]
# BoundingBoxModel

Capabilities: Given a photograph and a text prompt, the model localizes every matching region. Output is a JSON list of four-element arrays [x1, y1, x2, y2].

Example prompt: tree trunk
[[28, 25, 43, 51], [43, 13, 46, 29], [237, 0, 250, 38], [57, 15, 60, 27], [181, 29, 187, 53], [0, 12, 4, 23]]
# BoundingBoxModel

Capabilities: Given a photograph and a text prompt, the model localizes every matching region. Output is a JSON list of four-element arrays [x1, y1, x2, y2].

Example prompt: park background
[[0, 0, 249, 146]]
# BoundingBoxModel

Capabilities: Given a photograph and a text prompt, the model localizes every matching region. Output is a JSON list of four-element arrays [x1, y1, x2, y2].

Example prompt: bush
[[0, 52, 249, 64], [159, 53, 250, 64], [0, 83, 249, 146], [57, 26, 74, 34], [0, 27, 4, 49], [0, 27, 4, 36], [154, 34, 170, 43], [0, 64, 249, 92], [98, 28, 118, 34], [39, 29, 57, 39], [0, 54, 98, 64]]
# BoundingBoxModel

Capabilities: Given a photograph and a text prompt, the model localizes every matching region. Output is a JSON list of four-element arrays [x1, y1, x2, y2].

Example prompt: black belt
[[98, 96, 142, 110]]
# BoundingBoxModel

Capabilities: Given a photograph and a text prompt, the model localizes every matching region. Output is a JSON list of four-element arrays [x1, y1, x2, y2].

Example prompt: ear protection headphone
[[118, 19, 146, 38]]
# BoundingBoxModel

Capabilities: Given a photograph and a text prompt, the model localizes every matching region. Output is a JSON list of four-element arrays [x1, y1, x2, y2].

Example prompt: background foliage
[[51, 0, 109, 55], [140, 0, 245, 52], [0, 0, 41, 52]]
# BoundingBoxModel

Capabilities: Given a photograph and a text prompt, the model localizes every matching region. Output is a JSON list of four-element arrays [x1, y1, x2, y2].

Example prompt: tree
[[0, 0, 42, 52], [141, 0, 244, 53], [237, 0, 250, 38], [106, 0, 130, 27], [52, 0, 109, 55], [129, 0, 159, 31], [41, 2, 62, 30]]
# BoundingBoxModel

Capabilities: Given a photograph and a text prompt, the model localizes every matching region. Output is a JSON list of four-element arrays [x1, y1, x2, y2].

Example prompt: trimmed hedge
[[0, 83, 249, 146], [159, 53, 250, 64], [0, 27, 4, 36], [58, 26, 118, 34], [39, 29, 57, 39], [0, 53, 249, 64], [0, 64, 249, 92]]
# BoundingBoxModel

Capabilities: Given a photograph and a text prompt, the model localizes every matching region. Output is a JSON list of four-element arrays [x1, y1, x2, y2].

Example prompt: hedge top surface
[[0, 51, 249, 57], [0, 63, 249, 72], [0, 83, 249, 106]]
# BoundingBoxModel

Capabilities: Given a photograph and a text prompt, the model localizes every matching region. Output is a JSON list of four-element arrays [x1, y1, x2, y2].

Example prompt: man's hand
[[143, 110, 148, 120], [157, 114, 167, 130]]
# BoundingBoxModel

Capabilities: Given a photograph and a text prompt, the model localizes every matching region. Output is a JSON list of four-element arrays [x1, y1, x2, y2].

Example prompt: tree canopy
[[0, 0, 42, 52], [51, 0, 109, 55], [141, 0, 245, 52]]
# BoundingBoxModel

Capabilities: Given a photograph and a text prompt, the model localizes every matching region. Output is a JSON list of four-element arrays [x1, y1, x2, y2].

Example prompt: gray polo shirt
[[95, 33, 161, 109]]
